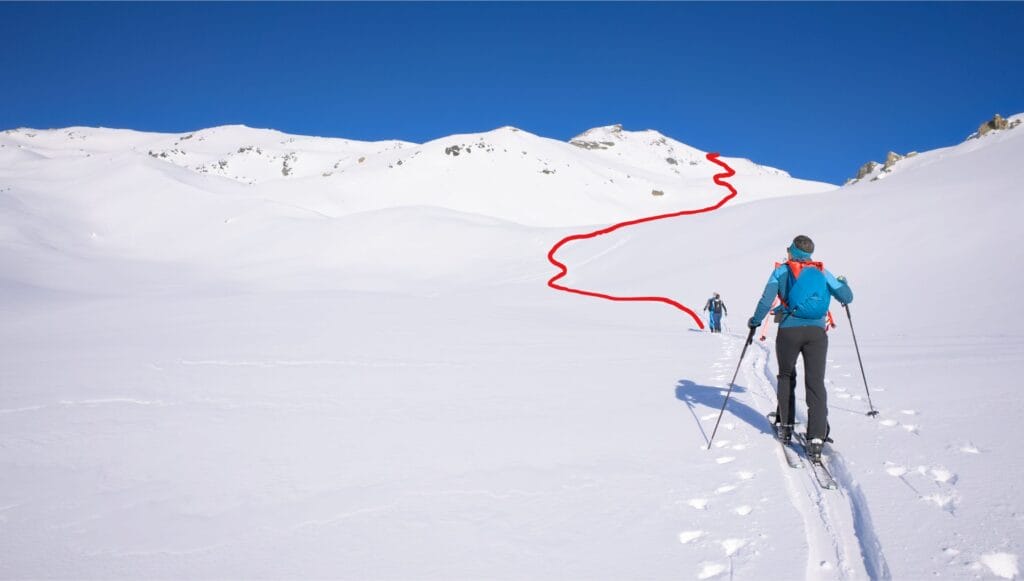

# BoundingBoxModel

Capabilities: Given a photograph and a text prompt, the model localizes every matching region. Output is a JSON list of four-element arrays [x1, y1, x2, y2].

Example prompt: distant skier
[[747, 235, 853, 462], [703, 292, 727, 333]]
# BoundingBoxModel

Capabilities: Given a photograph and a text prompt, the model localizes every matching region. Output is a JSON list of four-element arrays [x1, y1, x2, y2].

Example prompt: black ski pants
[[776, 325, 829, 440]]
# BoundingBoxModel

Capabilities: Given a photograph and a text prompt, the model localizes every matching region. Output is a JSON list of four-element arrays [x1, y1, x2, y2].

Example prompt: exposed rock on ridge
[[844, 113, 1021, 185], [970, 113, 1021, 139]]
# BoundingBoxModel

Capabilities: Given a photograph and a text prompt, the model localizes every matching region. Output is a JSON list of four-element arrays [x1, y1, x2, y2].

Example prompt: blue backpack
[[783, 261, 830, 319]]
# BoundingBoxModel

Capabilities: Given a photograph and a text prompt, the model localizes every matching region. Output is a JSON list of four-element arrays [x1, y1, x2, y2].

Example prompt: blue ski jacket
[[750, 262, 853, 329]]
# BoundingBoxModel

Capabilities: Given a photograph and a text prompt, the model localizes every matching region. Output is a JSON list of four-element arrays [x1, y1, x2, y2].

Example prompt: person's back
[[704, 292, 727, 333], [747, 235, 852, 461]]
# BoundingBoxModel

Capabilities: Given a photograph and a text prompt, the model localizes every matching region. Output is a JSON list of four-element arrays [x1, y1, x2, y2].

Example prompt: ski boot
[[807, 438, 824, 463], [777, 424, 794, 444]]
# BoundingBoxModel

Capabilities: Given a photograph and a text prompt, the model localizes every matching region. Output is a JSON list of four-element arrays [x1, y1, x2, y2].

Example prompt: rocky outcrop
[[971, 114, 1021, 139], [845, 150, 919, 185], [280, 152, 297, 176], [845, 160, 879, 185], [978, 114, 1009, 137], [570, 139, 616, 150], [570, 124, 622, 150], [858, 160, 879, 178], [882, 151, 903, 171]]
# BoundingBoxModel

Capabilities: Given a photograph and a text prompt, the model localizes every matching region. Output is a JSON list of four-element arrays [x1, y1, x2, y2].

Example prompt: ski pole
[[707, 326, 758, 449], [844, 304, 879, 417]]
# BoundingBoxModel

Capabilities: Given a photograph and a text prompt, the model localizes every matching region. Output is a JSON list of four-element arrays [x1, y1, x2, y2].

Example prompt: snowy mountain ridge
[[1, 114, 1021, 296], [844, 112, 1023, 185], [0, 122, 834, 228]]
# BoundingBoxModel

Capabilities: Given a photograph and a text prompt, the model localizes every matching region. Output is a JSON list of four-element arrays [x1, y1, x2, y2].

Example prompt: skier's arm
[[703, 299, 709, 312], [723, 302, 728, 316], [748, 267, 785, 327], [825, 270, 853, 305]]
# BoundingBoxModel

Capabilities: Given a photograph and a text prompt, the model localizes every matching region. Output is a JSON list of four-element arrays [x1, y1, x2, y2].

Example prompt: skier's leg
[[802, 327, 830, 441], [772, 369, 796, 421], [775, 327, 801, 427], [772, 338, 799, 423], [788, 369, 797, 424]]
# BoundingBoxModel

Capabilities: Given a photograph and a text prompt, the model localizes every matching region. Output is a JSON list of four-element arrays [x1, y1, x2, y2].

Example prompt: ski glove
[[747, 317, 760, 329]]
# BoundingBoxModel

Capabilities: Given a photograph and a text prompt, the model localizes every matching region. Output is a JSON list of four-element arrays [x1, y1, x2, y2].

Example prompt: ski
[[795, 433, 838, 490], [770, 421, 803, 468]]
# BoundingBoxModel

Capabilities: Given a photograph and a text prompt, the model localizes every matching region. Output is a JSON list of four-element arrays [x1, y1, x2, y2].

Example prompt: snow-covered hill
[[1, 115, 1021, 579], [0, 122, 836, 293], [844, 113, 1023, 185], [0, 122, 833, 229]]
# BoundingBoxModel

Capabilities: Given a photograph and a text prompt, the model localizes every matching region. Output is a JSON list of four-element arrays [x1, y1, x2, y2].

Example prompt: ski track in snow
[[741, 333, 892, 580]]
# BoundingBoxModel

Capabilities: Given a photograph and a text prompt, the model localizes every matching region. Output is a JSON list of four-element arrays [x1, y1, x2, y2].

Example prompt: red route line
[[546, 152, 738, 330]]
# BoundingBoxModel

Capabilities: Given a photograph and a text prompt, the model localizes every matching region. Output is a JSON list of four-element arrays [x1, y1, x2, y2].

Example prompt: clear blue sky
[[2, 2, 1022, 183]]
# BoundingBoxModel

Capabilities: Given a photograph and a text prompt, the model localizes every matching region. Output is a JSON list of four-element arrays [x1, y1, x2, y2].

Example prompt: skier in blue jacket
[[703, 292, 727, 333], [747, 235, 853, 462]]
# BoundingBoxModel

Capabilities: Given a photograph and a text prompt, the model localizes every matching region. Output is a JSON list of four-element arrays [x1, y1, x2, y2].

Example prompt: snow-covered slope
[[545, 112, 1024, 578], [0, 123, 834, 234], [0, 122, 836, 292], [0, 125, 414, 182], [1, 116, 1021, 579], [844, 113, 1023, 185], [569, 112, 1024, 334]]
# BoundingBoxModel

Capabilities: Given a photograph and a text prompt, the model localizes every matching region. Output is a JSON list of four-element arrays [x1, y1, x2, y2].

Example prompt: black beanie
[[793, 235, 815, 254]]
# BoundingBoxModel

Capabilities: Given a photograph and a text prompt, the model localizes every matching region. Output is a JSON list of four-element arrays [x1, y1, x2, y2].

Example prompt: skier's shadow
[[675, 379, 773, 447]]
